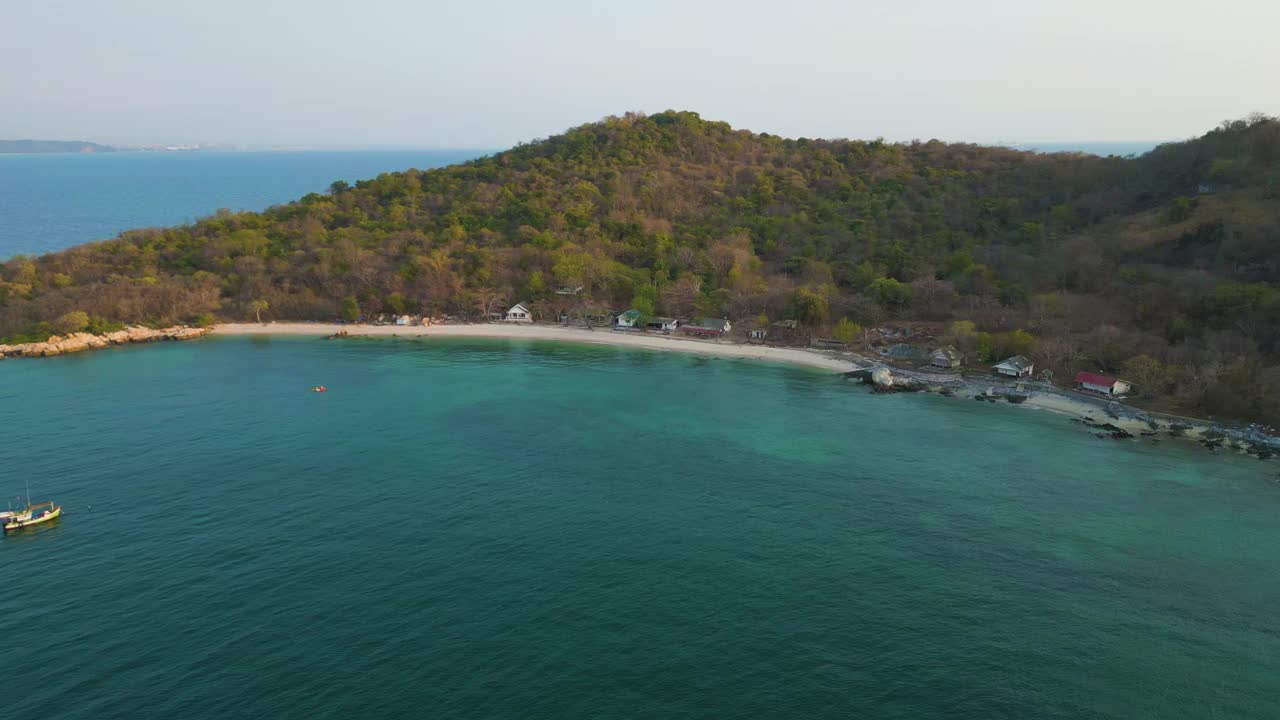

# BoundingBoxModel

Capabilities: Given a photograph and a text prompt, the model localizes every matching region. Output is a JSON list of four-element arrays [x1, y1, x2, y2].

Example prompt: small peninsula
[[0, 139, 115, 154], [2, 111, 1279, 428]]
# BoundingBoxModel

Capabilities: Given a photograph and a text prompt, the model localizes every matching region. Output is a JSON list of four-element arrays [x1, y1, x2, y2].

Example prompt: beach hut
[[1074, 371, 1132, 396], [681, 318, 732, 337], [644, 317, 680, 332], [503, 302, 533, 323], [993, 355, 1034, 378], [615, 309, 641, 329], [929, 346, 963, 369], [680, 319, 731, 337]]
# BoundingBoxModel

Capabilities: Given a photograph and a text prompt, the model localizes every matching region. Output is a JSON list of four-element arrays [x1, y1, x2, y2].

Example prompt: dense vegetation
[[3, 111, 1279, 422]]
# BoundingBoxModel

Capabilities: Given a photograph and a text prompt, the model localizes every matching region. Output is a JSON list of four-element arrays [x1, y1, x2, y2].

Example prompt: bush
[[53, 311, 90, 334], [833, 317, 862, 343]]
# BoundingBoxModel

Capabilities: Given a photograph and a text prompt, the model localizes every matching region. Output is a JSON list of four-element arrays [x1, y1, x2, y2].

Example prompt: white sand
[[211, 322, 860, 373]]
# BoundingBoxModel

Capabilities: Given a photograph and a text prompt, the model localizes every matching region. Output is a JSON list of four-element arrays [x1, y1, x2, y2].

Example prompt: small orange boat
[[312, 385, 327, 393]]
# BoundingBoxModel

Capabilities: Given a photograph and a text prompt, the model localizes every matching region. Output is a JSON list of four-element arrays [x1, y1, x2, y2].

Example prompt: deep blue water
[[2, 336, 1278, 719], [0, 150, 482, 258]]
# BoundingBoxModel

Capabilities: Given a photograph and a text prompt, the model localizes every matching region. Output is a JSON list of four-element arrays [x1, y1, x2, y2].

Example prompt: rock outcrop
[[0, 325, 209, 359]]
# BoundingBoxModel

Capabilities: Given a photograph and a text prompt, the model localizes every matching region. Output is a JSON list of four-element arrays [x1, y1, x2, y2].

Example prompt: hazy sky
[[3, 0, 1277, 148]]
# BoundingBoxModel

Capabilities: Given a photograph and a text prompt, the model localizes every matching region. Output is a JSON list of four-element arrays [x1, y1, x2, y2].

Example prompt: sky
[[3, 0, 1277, 149]]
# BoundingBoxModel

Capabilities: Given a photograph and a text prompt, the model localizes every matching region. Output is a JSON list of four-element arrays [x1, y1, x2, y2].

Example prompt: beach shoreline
[[210, 322, 862, 373], [211, 322, 1280, 457], [6, 320, 1272, 460]]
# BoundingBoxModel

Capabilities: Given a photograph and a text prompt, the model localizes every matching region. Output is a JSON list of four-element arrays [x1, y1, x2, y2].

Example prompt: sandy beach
[[211, 322, 862, 373]]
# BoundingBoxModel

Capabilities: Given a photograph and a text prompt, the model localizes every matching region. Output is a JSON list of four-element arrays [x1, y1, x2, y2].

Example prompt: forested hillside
[[3, 111, 1279, 421]]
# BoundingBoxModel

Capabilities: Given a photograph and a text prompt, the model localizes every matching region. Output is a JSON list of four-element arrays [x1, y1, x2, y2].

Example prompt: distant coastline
[[0, 139, 115, 154]]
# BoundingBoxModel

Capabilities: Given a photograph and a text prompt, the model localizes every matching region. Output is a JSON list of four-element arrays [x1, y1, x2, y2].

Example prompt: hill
[[2, 111, 1279, 422], [0, 139, 115, 153]]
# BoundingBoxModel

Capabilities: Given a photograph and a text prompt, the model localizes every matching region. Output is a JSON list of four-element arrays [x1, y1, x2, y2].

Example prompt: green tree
[[995, 329, 1035, 358], [833, 317, 862, 343], [868, 277, 911, 308], [974, 332, 995, 362], [53, 310, 89, 334], [1123, 354, 1169, 397], [789, 288, 829, 327], [340, 296, 360, 322], [249, 299, 269, 323], [1168, 196, 1193, 222], [631, 282, 657, 318]]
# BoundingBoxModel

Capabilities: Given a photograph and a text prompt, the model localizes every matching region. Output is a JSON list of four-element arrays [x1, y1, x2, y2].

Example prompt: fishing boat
[[2, 481, 61, 534], [2, 501, 61, 533]]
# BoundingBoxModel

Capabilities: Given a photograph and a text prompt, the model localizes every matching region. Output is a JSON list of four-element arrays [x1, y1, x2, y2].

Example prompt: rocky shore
[[0, 325, 209, 359], [846, 362, 1280, 462]]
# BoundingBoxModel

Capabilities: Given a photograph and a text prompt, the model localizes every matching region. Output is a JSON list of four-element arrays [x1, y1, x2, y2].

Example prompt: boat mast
[[25, 478, 31, 508]]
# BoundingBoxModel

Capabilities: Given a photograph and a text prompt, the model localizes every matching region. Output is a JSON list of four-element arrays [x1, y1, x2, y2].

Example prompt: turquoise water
[[1, 337, 1278, 719], [0, 150, 481, 258]]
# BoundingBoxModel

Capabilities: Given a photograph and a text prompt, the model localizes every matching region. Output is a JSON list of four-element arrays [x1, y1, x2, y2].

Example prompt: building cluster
[[487, 303, 1132, 396]]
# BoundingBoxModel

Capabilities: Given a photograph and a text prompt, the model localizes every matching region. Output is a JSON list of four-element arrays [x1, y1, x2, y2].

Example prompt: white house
[[644, 317, 680, 332], [993, 355, 1034, 378], [504, 302, 533, 323], [615, 309, 641, 329]]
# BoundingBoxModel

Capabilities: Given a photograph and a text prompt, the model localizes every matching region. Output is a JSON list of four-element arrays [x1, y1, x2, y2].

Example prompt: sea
[[1, 336, 1278, 719], [0, 150, 483, 259]]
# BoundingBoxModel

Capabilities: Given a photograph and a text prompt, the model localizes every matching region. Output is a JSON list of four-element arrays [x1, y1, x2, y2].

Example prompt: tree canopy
[[4, 110, 1280, 422]]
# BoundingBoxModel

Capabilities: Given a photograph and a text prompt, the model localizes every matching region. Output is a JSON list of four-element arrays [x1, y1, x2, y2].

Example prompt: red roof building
[[1074, 372, 1132, 396]]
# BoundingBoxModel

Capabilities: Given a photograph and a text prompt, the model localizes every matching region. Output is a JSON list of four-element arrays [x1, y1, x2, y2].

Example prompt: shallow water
[[1, 337, 1277, 719]]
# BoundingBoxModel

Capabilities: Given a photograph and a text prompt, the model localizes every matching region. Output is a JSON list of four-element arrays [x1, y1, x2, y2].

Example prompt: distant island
[[0, 139, 116, 154], [2, 110, 1279, 426]]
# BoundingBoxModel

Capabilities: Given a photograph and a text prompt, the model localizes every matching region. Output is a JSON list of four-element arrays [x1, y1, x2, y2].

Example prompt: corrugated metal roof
[[1075, 371, 1116, 386]]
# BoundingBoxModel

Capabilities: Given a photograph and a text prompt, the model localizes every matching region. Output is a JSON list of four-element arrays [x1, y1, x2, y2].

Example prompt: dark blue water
[[2, 336, 1277, 718], [0, 150, 481, 258]]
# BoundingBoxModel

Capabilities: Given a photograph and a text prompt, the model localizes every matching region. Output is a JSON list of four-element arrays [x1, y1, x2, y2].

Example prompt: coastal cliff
[[0, 325, 208, 358]]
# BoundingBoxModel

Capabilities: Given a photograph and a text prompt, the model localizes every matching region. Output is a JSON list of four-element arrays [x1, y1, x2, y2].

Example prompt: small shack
[[1074, 371, 1132, 396], [930, 346, 963, 369], [615, 309, 641, 329], [993, 355, 1034, 378], [682, 318, 732, 337], [644, 317, 680, 332]]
